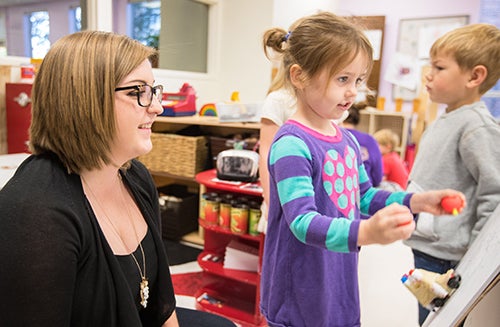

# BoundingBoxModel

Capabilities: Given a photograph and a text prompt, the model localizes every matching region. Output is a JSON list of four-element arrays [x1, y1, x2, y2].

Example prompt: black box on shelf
[[158, 184, 199, 240]]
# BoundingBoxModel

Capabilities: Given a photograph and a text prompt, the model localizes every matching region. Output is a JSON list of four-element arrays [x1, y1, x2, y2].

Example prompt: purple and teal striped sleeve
[[360, 187, 413, 216]]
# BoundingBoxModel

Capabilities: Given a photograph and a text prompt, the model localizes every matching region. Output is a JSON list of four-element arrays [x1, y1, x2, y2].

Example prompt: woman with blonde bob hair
[[30, 30, 156, 172], [0, 31, 236, 327]]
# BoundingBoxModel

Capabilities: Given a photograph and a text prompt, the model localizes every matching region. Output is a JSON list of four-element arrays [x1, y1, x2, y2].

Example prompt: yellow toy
[[401, 268, 461, 311]]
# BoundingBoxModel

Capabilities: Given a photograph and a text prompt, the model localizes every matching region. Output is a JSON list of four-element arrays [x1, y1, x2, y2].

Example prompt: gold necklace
[[82, 174, 150, 308]]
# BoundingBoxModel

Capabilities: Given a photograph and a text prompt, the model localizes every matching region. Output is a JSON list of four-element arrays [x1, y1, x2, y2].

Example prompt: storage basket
[[138, 133, 208, 178], [158, 184, 199, 240]]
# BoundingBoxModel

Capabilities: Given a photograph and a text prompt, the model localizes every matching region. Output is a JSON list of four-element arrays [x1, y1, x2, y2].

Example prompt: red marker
[[398, 218, 413, 227], [441, 195, 464, 215]]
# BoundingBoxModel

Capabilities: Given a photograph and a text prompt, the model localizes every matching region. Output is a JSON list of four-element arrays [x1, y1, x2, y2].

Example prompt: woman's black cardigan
[[0, 152, 176, 326]]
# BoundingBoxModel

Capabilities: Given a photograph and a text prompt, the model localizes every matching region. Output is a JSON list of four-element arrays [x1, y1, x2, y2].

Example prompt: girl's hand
[[410, 189, 466, 215], [358, 203, 415, 246]]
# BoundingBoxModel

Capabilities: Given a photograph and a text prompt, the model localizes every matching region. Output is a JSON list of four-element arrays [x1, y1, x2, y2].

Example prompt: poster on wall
[[384, 52, 420, 92], [393, 15, 469, 101]]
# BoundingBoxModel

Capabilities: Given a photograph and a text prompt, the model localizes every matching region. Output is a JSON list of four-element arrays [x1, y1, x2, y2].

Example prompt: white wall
[[153, 0, 273, 107], [272, 0, 340, 27], [216, 0, 272, 103]]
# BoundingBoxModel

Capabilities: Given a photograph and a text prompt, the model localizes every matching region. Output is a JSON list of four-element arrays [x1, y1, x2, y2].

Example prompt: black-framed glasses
[[115, 84, 163, 107]]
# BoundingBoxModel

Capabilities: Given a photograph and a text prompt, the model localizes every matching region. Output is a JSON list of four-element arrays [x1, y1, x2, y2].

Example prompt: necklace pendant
[[140, 277, 149, 308]]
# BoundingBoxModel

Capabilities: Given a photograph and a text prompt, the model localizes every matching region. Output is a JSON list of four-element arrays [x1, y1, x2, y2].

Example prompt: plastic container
[[19, 65, 35, 83]]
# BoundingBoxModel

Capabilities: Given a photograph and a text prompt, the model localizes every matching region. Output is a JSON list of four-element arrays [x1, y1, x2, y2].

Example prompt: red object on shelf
[[195, 169, 266, 326], [198, 251, 258, 285], [195, 285, 262, 326], [195, 169, 262, 197], [160, 82, 196, 117], [200, 219, 261, 243], [6, 83, 32, 153]]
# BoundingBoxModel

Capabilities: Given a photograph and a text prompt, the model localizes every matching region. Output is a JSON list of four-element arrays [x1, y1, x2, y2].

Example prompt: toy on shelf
[[401, 268, 461, 311], [441, 195, 465, 216], [199, 103, 217, 116], [230, 91, 240, 102], [161, 83, 196, 117]]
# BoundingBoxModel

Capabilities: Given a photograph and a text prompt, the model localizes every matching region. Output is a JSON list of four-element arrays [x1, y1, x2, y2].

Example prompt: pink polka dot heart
[[322, 145, 359, 220]]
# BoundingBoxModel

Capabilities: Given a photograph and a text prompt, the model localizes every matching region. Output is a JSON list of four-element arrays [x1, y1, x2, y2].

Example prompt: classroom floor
[[167, 237, 420, 327], [358, 241, 419, 327]]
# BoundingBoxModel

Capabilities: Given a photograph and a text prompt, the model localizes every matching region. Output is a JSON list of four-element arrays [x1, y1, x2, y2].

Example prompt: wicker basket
[[138, 133, 208, 178]]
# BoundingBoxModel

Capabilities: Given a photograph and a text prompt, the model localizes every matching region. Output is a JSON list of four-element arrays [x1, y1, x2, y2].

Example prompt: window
[[127, 1, 161, 49], [27, 11, 50, 58], [122, 0, 211, 73], [159, 0, 209, 73], [69, 6, 82, 33]]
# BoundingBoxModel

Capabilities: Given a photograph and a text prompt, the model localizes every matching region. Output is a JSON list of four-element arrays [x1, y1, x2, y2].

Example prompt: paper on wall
[[384, 52, 420, 91]]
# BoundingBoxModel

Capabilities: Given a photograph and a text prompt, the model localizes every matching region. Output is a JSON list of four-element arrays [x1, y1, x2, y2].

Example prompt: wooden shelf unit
[[357, 107, 411, 159], [153, 115, 260, 136]]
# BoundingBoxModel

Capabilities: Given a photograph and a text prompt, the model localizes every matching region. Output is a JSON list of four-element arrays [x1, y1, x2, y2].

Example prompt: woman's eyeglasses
[[115, 84, 163, 107]]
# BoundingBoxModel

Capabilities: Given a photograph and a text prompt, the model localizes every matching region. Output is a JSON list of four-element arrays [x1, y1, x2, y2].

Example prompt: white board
[[424, 204, 500, 327]]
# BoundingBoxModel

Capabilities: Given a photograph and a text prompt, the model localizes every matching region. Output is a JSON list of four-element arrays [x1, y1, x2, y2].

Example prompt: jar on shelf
[[230, 202, 249, 234], [204, 192, 220, 226], [199, 192, 209, 220], [248, 200, 262, 236], [218, 194, 234, 229]]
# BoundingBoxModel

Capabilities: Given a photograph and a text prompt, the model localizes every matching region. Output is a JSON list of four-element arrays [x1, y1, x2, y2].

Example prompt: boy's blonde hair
[[430, 23, 500, 95], [373, 129, 400, 151]]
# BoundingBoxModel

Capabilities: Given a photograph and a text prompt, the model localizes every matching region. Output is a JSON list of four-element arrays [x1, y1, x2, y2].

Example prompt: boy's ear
[[468, 65, 487, 88], [290, 64, 306, 89]]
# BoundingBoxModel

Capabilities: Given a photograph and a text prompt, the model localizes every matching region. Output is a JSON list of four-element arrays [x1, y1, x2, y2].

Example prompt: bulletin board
[[346, 15, 385, 97], [393, 15, 469, 101]]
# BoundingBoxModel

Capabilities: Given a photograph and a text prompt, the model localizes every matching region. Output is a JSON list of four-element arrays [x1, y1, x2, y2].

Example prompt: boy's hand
[[358, 203, 415, 246], [410, 189, 466, 215]]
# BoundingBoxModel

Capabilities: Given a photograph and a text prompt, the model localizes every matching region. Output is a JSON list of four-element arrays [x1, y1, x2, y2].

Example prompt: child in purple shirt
[[260, 12, 465, 327]]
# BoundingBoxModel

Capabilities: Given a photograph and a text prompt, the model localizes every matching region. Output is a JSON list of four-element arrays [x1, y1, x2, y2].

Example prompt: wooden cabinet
[[195, 169, 266, 326], [357, 108, 411, 159]]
